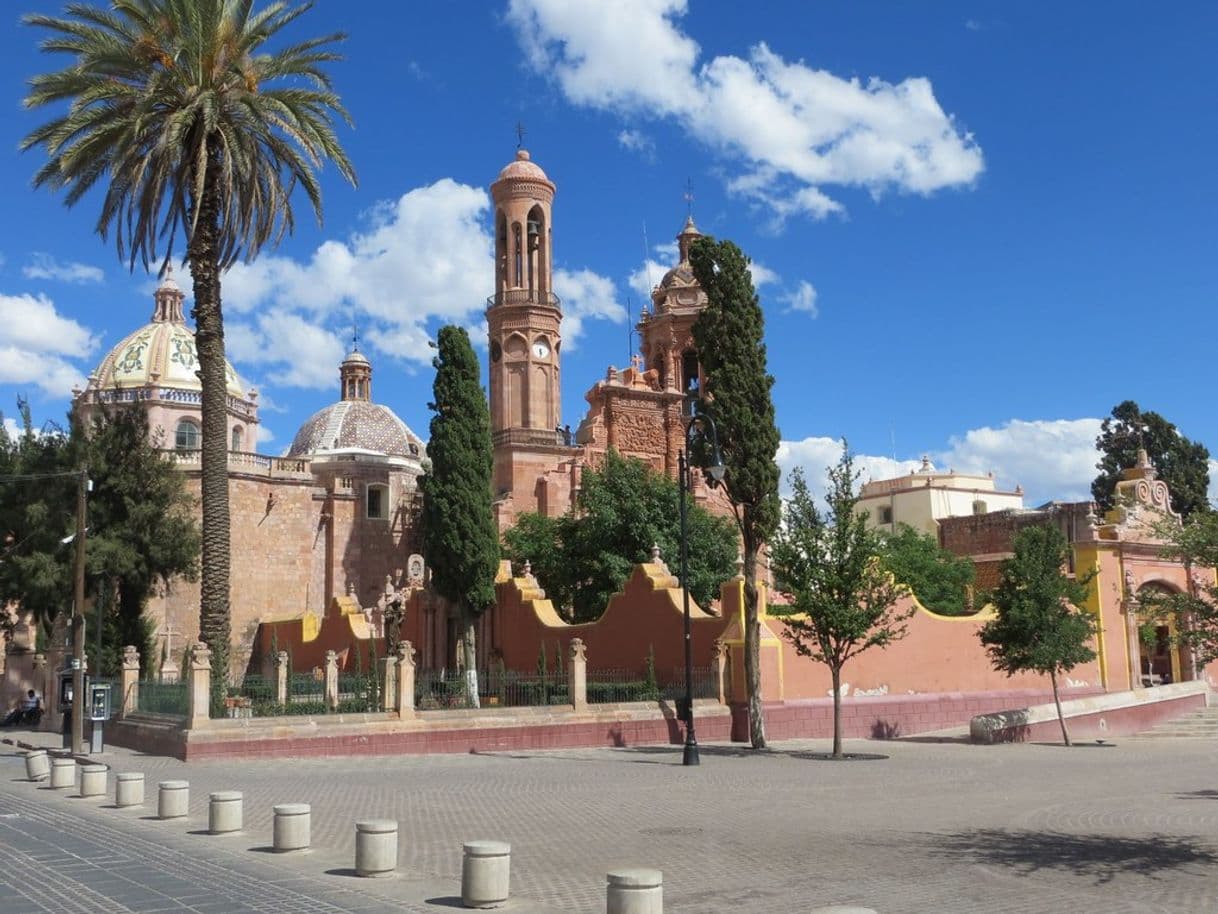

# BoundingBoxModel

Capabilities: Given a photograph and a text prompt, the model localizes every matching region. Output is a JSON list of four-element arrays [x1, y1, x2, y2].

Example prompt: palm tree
[[22, 0, 356, 694]]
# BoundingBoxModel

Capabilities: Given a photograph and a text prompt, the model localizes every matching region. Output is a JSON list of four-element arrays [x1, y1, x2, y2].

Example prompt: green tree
[[22, 0, 357, 693], [689, 236, 782, 749], [1139, 510, 1218, 669], [1092, 400, 1210, 519], [880, 524, 976, 616], [502, 450, 738, 622], [978, 525, 1096, 746], [771, 452, 911, 758], [0, 403, 198, 675], [421, 326, 499, 707]]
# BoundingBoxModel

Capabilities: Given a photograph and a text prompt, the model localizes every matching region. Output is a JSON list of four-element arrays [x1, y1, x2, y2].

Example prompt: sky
[[0, 1, 1216, 507]]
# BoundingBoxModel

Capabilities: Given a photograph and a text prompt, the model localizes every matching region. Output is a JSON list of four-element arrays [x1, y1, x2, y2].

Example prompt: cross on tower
[[684, 177, 695, 217], [351, 311, 361, 351], [516, 121, 526, 149]]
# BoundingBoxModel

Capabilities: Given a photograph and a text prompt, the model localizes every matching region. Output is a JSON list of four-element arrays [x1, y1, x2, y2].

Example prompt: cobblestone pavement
[[2, 732, 1218, 913]]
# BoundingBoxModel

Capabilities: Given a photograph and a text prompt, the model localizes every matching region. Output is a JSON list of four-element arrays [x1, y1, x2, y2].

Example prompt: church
[[67, 146, 727, 678]]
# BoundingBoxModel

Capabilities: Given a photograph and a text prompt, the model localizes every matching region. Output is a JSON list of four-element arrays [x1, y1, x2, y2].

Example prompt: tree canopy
[[772, 450, 912, 758], [421, 326, 498, 698], [880, 524, 976, 616], [0, 403, 199, 674], [502, 450, 738, 622], [689, 235, 781, 750], [1092, 400, 1210, 519], [978, 525, 1095, 745]]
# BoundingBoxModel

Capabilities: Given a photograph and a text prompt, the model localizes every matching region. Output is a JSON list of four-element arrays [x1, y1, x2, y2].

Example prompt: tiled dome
[[90, 269, 246, 399], [287, 400, 423, 459], [496, 148, 550, 183]]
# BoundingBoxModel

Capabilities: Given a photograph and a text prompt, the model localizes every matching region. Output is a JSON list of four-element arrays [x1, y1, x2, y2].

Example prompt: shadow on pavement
[[423, 897, 465, 908], [925, 829, 1218, 884], [1176, 789, 1218, 801]]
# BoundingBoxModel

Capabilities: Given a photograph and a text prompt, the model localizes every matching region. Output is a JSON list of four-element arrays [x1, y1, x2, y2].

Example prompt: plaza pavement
[[1, 730, 1216, 913]]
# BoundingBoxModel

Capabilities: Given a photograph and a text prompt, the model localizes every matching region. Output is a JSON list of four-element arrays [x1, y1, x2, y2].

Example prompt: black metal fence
[[136, 680, 189, 716]]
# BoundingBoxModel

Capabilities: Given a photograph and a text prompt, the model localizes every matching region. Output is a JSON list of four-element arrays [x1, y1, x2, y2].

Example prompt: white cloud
[[219, 179, 623, 386], [780, 280, 818, 316], [0, 292, 97, 396], [508, 1, 984, 223], [747, 261, 779, 287], [3, 416, 22, 439], [1209, 460, 1218, 507], [23, 253, 104, 284], [255, 424, 276, 445], [617, 128, 656, 159], [553, 268, 627, 349], [779, 418, 1104, 508]]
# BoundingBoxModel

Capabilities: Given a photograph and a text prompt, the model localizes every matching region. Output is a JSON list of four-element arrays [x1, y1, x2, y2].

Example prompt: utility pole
[[71, 468, 87, 755]]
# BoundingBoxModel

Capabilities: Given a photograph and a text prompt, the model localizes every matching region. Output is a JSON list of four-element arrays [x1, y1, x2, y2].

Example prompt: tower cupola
[[340, 345, 371, 402], [152, 264, 186, 323]]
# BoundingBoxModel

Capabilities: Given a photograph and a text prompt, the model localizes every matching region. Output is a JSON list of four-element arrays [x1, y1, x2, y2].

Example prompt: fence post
[[274, 651, 289, 705], [325, 650, 339, 711], [395, 641, 416, 720], [714, 638, 729, 705], [187, 642, 212, 729], [120, 645, 140, 719], [382, 655, 398, 712], [568, 638, 587, 711]]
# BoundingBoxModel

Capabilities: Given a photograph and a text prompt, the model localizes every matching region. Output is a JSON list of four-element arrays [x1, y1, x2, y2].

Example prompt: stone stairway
[[1134, 703, 1218, 739]]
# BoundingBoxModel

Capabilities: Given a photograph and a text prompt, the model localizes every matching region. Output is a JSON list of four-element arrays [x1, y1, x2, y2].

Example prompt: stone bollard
[[79, 764, 107, 798], [158, 780, 189, 819], [354, 819, 398, 877], [461, 840, 511, 909], [606, 868, 663, 914], [208, 791, 243, 834], [24, 750, 50, 782], [115, 772, 144, 807], [49, 757, 76, 790], [273, 803, 311, 852]]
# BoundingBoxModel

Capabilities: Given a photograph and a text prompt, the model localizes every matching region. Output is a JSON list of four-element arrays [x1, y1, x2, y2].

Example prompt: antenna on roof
[[642, 221, 654, 294], [626, 295, 633, 365]]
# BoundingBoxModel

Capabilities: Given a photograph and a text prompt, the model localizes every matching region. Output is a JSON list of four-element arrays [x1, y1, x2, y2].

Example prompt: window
[[366, 484, 389, 520], [972, 500, 988, 515], [231, 426, 243, 452], [175, 418, 200, 450], [878, 506, 894, 525]]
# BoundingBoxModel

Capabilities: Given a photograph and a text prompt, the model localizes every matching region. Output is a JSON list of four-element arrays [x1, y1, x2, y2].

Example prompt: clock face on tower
[[532, 340, 551, 359]]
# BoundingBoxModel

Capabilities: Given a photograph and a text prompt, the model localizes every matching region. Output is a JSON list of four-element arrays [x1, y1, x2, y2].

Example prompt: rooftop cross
[[684, 177, 695, 217], [516, 121, 526, 149]]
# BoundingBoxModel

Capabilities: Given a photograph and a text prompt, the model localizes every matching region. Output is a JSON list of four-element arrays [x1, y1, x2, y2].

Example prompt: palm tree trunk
[[831, 664, 843, 758], [188, 143, 231, 711], [742, 534, 767, 749], [1050, 669, 1071, 747], [462, 603, 480, 709]]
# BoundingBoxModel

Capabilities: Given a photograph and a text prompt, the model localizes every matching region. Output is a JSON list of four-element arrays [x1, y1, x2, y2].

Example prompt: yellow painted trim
[[1075, 544, 1109, 689]]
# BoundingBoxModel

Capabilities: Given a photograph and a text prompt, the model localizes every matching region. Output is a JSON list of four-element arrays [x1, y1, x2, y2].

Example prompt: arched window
[[231, 426, 243, 452], [175, 418, 200, 450], [366, 483, 389, 520], [682, 350, 700, 395]]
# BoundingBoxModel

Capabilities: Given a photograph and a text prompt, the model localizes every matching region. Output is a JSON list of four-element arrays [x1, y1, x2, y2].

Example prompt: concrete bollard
[[49, 757, 76, 790], [115, 772, 144, 807], [354, 819, 398, 877], [461, 840, 511, 909], [273, 803, 311, 852], [24, 750, 50, 782], [158, 780, 189, 819], [79, 764, 107, 798], [208, 791, 243, 834], [606, 868, 663, 914]]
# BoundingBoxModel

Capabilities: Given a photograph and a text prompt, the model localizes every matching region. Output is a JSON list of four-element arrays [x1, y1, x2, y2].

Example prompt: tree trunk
[[1050, 669, 1071, 747], [831, 664, 843, 758], [463, 603, 480, 709], [742, 535, 767, 749], [188, 142, 231, 711]]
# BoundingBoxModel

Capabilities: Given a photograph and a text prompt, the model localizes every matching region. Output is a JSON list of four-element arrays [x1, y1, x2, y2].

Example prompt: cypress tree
[[421, 326, 498, 707], [688, 237, 782, 749]]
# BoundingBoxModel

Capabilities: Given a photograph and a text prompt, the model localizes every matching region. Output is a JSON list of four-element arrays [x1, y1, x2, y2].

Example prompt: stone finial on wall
[[189, 642, 211, 670], [122, 645, 140, 671]]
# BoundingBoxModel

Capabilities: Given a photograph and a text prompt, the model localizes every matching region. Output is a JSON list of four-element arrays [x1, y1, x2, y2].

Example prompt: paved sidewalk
[[2, 732, 1218, 912]]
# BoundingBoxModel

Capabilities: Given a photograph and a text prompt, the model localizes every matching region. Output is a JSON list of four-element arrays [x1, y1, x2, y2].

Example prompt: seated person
[[1, 690, 41, 727]]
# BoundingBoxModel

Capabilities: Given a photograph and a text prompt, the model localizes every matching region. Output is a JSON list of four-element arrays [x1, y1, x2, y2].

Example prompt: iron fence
[[586, 668, 662, 704], [483, 669, 569, 708], [660, 666, 718, 701], [136, 679, 188, 716], [414, 669, 474, 710], [336, 672, 380, 713]]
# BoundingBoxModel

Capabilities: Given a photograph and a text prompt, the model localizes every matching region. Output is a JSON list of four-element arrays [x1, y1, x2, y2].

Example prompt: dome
[[656, 215, 704, 294], [496, 148, 550, 183], [287, 400, 423, 459], [89, 271, 247, 400]]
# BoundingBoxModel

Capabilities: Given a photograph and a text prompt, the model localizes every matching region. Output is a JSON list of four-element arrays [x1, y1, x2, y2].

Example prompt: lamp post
[[678, 398, 725, 767]]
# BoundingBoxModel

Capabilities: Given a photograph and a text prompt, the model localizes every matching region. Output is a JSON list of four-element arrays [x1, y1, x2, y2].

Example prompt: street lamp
[[677, 396, 725, 767]]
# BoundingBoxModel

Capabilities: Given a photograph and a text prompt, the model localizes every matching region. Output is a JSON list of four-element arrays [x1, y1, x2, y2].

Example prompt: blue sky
[[1, 1, 1216, 505]]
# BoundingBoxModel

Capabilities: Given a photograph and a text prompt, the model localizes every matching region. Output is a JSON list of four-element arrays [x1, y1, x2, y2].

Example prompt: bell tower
[[486, 148, 570, 510]]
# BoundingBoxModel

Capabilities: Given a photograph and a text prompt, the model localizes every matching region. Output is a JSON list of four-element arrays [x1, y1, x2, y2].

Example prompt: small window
[[366, 484, 389, 520], [175, 418, 200, 450], [231, 426, 243, 452], [972, 500, 988, 515], [878, 506, 894, 525]]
